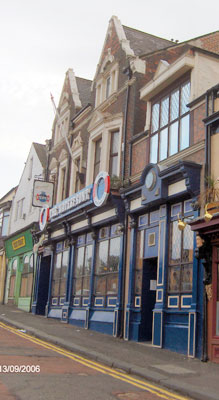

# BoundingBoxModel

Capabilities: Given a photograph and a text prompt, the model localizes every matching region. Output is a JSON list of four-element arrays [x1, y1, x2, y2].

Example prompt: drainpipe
[[121, 65, 133, 182]]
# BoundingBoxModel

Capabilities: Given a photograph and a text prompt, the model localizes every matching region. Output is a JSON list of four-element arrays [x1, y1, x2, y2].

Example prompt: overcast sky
[[0, 0, 218, 199]]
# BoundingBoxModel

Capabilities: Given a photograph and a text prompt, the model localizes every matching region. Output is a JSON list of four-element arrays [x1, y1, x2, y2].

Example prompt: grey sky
[[0, 0, 218, 198]]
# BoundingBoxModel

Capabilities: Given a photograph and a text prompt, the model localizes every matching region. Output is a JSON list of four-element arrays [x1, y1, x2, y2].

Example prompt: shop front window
[[168, 202, 194, 306], [94, 224, 120, 302], [72, 233, 93, 304], [51, 243, 69, 305], [20, 254, 34, 297], [9, 259, 17, 298]]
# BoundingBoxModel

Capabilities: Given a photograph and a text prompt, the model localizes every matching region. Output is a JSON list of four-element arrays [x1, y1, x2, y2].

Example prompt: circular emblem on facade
[[93, 172, 110, 207], [145, 169, 157, 191], [39, 206, 50, 231]]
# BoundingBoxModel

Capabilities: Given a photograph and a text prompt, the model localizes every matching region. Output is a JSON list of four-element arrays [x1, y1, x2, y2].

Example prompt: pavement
[[0, 304, 219, 400]]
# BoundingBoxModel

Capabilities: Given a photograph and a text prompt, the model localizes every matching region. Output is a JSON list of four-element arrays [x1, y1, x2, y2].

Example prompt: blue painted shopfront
[[123, 161, 204, 358], [32, 179, 126, 337]]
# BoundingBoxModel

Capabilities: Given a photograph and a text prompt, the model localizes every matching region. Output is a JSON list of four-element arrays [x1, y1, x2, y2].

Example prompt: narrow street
[[0, 322, 191, 400]]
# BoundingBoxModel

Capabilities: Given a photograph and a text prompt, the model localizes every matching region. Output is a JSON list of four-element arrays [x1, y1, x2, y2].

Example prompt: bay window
[[150, 79, 190, 163]]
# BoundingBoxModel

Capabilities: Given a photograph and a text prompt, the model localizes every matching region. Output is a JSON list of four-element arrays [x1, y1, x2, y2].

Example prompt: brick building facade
[[32, 16, 219, 359]]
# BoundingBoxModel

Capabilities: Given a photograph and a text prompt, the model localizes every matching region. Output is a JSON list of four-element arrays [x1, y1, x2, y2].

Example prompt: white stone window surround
[[86, 115, 123, 186], [95, 62, 119, 107], [54, 109, 70, 146]]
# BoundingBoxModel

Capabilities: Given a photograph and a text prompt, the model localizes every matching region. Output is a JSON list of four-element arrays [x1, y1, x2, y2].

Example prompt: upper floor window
[[60, 167, 66, 201], [95, 63, 118, 107], [15, 198, 24, 221], [150, 80, 190, 163], [28, 157, 33, 180], [109, 130, 119, 177], [75, 158, 81, 193], [1, 210, 9, 236], [94, 138, 102, 179]]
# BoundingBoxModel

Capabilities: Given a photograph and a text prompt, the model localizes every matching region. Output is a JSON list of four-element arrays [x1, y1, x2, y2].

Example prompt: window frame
[[150, 76, 191, 163], [109, 130, 119, 177], [51, 243, 69, 305], [94, 224, 121, 303], [72, 233, 93, 305], [20, 254, 34, 298], [167, 201, 194, 307]]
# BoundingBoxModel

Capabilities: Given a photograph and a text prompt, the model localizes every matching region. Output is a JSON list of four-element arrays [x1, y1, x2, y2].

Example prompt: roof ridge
[[122, 24, 173, 43]]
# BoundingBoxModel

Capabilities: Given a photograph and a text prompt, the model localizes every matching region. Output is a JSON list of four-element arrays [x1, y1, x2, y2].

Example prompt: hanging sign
[[33, 180, 54, 208], [93, 172, 110, 207]]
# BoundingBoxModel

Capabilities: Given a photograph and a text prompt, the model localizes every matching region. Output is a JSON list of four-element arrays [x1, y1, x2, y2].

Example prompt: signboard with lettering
[[33, 180, 54, 208], [5, 229, 33, 258], [12, 236, 26, 251], [49, 185, 93, 220]]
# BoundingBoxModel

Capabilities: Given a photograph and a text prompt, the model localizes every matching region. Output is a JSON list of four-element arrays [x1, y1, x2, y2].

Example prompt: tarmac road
[[0, 322, 192, 400]]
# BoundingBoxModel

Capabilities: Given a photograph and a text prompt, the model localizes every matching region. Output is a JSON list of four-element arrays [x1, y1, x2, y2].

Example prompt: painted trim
[[188, 312, 196, 358], [157, 220, 165, 287], [135, 296, 141, 308], [167, 295, 179, 308], [107, 297, 117, 307], [94, 297, 104, 307], [82, 297, 89, 307], [181, 295, 192, 308], [51, 297, 58, 306], [152, 311, 163, 348], [73, 297, 80, 306], [156, 289, 163, 303]]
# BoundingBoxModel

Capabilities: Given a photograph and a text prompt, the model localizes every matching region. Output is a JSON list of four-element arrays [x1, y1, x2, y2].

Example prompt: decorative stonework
[[72, 132, 83, 151]]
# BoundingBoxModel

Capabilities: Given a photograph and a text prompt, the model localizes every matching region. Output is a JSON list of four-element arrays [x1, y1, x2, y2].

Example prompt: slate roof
[[76, 77, 92, 107], [33, 143, 47, 169], [123, 25, 175, 56]]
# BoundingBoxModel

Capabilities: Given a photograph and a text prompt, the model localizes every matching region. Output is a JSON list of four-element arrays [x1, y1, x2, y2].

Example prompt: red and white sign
[[39, 206, 50, 231], [93, 172, 110, 207]]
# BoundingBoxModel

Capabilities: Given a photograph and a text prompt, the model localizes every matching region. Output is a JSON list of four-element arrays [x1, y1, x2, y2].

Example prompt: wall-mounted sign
[[33, 180, 54, 208], [39, 206, 50, 231], [12, 236, 26, 251], [50, 185, 93, 219], [93, 172, 110, 207]]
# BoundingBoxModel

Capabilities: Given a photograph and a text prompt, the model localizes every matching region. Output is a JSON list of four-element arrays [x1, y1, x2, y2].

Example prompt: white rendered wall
[[8, 144, 45, 235]]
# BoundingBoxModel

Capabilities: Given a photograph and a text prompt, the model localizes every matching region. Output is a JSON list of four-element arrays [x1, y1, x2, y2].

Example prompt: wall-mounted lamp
[[177, 214, 187, 231], [204, 204, 213, 222]]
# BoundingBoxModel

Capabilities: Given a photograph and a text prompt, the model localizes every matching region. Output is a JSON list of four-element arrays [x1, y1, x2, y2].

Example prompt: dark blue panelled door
[[36, 256, 51, 315], [140, 258, 157, 341]]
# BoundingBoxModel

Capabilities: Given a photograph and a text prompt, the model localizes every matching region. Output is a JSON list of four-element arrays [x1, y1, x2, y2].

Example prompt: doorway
[[36, 256, 51, 315], [140, 257, 157, 341]]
